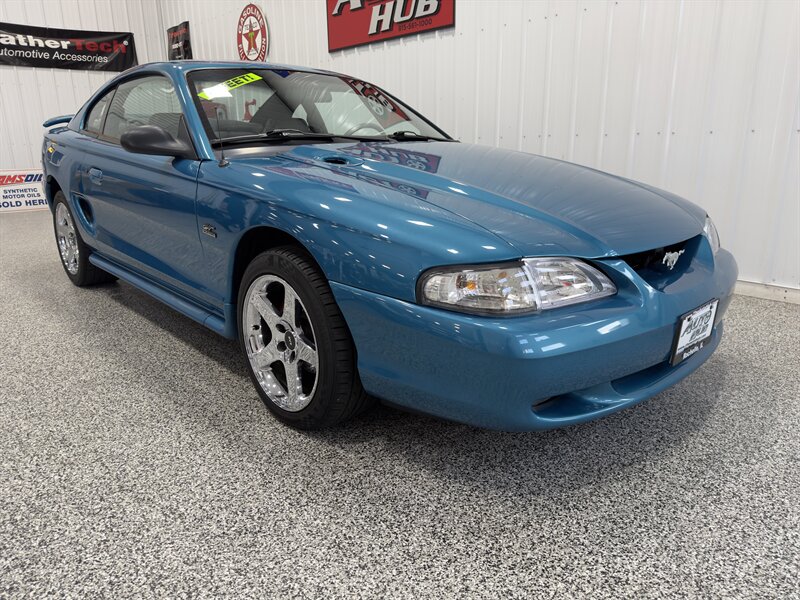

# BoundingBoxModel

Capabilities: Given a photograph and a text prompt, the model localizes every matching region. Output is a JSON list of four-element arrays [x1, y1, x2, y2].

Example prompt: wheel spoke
[[296, 338, 317, 368], [250, 293, 281, 327], [251, 339, 280, 369], [282, 287, 298, 327], [284, 359, 301, 403]]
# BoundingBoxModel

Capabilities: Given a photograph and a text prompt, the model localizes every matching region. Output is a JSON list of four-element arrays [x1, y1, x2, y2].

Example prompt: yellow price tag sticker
[[198, 73, 263, 100]]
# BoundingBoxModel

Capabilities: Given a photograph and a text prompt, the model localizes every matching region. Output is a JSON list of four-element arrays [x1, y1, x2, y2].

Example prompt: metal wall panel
[[3, 0, 798, 288]]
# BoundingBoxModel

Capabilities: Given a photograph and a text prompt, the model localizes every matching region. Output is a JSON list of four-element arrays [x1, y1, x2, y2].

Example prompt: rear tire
[[52, 191, 116, 286], [238, 247, 371, 429]]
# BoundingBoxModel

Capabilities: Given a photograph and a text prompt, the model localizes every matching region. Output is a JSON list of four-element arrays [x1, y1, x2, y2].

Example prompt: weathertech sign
[[327, 0, 455, 52], [237, 4, 269, 61], [0, 22, 136, 71]]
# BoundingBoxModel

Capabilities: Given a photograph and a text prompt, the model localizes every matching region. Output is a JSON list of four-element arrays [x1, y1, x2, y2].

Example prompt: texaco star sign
[[237, 3, 269, 61]]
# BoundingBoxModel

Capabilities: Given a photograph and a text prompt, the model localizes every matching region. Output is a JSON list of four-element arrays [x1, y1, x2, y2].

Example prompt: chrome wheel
[[243, 274, 319, 412], [55, 203, 79, 275]]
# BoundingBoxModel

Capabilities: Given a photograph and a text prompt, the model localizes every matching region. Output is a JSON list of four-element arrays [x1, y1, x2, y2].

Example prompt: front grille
[[620, 235, 701, 288], [624, 239, 687, 271]]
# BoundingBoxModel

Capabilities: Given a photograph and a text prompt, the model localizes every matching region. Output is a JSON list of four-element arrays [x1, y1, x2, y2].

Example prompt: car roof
[[126, 60, 346, 78]]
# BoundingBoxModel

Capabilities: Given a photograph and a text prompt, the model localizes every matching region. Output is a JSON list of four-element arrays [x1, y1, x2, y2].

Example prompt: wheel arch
[[231, 225, 325, 308], [44, 175, 62, 211]]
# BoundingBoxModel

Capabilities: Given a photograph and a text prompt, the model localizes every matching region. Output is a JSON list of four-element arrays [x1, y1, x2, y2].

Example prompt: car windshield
[[186, 68, 448, 143]]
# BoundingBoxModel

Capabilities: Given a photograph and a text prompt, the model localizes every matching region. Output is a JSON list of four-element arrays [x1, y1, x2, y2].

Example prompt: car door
[[79, 74, 214, 306]]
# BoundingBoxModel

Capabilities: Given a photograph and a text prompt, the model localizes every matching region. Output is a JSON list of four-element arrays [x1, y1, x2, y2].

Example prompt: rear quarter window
[[83, 90, 114, 135]]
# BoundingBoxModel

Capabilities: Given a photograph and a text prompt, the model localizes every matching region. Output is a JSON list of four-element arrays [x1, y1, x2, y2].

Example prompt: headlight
[[703, 216, 720, 254], [418, 258, 617, 315]]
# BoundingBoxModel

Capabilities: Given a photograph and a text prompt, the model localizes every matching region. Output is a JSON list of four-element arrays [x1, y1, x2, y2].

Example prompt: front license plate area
[[670, 299, 719, 366]]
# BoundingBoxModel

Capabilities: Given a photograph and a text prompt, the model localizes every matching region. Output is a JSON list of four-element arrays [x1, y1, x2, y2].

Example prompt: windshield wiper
[[210, 129, 453, 147], [211, 129, 378, 147], [387, 131, 453, 142], [211, 130, 335, 146], [263, 128, 332, 138]]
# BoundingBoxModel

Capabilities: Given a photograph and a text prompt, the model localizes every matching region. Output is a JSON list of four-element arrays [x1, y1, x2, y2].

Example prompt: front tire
[[238, 247, 370, 429], [52, 192, 116, 286]]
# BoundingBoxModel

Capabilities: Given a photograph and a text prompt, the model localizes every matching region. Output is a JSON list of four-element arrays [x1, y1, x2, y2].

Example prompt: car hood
[[279, 141, 706, 257]]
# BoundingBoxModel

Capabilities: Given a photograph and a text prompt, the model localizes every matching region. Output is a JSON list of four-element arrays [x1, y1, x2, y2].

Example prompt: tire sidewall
[[237, 249, 342, 426]]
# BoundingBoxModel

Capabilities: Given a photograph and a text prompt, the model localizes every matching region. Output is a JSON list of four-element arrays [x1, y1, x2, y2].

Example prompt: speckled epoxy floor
[[0, 210, 798, 599]]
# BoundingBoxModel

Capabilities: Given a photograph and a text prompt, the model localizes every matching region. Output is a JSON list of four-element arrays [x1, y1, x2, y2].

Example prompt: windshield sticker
[[344, 78, 410, 127], [198, 72, 263, 100]]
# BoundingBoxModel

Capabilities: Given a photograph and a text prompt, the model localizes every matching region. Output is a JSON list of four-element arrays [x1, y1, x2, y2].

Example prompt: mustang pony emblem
[[662, 249, 685, 270]]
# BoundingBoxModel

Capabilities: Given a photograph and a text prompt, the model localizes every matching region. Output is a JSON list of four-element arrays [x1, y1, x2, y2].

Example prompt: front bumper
[[332, 248, 738, 431]]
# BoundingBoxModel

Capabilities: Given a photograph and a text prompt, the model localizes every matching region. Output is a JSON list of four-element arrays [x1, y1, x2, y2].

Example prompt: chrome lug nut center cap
[[284, 331, 297, 352]]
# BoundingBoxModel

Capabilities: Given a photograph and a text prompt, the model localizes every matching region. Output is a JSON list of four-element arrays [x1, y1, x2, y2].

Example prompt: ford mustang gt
[[41, 61, 737, 430]]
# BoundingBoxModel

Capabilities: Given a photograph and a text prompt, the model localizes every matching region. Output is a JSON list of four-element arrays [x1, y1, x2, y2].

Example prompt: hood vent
[[323, 156, 349, 165]]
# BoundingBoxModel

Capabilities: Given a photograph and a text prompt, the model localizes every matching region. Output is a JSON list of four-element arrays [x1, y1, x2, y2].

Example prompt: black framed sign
[[0, 21, 137, 71], [167, 21, 192, 60]]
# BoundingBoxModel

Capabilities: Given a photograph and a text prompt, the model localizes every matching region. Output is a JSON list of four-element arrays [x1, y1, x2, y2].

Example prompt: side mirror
[[120, 125, 194, 159]]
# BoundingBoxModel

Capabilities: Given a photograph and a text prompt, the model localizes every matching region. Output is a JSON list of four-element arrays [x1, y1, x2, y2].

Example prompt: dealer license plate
[[670, 299, 719, 365]]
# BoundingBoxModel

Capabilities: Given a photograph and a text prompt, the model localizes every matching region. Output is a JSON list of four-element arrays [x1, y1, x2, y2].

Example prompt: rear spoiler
[[43, 114, 74, 127]]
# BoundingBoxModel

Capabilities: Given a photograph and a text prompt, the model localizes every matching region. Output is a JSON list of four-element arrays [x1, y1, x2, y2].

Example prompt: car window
[[102, 75, 184, 143], [83, 89, 114, 135], [186, 69, 446, 142]]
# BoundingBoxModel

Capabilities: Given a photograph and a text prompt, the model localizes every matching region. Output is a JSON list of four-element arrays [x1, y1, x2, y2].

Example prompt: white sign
[[0, 169, 48, 212]]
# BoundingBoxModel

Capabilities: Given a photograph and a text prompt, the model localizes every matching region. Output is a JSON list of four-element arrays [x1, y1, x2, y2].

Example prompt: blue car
[[42, 61, 737, 431]]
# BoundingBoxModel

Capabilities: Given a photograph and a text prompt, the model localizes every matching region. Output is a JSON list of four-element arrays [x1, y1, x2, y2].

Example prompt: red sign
[[237, 4, 269, 61], [327, 0, 455, 52]]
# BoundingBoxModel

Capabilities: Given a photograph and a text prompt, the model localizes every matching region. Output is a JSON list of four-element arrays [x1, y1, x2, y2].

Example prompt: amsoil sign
[[327, 0, 455, 52], [0, 22, 136, 71], [237, 4, 269, 61], [0, 171, 47, 213]]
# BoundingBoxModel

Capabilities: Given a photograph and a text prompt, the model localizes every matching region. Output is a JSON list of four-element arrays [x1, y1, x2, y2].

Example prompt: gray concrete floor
[[1, 210, 798, 599]]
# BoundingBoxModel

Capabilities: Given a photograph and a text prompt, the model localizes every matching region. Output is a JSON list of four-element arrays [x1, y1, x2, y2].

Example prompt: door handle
[[88, 167, 103, 184]]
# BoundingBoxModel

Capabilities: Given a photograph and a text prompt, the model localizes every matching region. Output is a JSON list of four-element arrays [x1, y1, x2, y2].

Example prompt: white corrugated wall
[[2, 0, 798, 290]]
